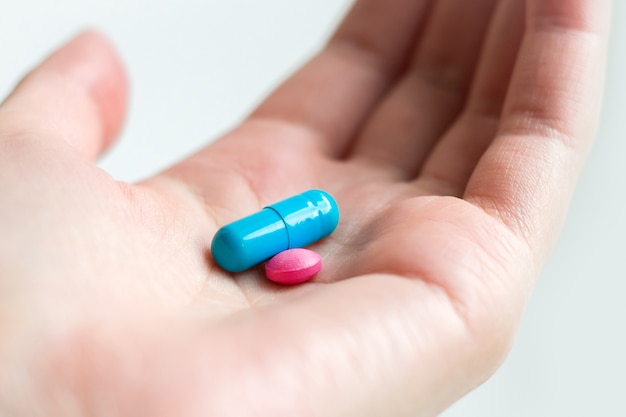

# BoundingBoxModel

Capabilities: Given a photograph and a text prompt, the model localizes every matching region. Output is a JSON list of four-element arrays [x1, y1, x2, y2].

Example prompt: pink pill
[[265, 248, 322, 285]]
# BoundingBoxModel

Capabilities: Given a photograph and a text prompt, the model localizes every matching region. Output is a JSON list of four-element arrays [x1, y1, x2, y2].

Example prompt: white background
[[1, 1, 624, 415]]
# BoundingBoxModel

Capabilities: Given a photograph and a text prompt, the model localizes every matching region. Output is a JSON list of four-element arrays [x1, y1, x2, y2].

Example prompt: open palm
[[0, 0, 608, 416]]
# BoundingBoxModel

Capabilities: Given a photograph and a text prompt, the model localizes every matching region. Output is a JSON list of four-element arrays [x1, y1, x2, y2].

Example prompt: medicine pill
[[265, 248, 322, 284], [211, 190, 339, 272]]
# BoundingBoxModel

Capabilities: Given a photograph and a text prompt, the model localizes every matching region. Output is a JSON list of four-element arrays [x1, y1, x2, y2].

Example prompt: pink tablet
[[265, 248, 322, 285]]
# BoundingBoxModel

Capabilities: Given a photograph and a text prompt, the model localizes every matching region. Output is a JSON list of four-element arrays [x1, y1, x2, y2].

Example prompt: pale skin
[[0, 0, 610, 415]]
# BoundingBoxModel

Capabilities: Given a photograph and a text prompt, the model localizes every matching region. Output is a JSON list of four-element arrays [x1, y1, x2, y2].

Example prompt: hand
[[0, 0, 609, 415]]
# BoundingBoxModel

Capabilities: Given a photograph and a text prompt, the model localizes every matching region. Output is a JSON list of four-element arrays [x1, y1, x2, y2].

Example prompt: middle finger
[[350, 0, 499, 179]]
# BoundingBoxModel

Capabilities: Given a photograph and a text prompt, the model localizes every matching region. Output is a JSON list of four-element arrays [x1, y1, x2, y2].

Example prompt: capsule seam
[[264, 206, 291, 248]]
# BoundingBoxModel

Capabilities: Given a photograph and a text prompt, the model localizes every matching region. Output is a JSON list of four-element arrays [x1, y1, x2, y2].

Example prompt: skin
[[0, 0, 610, 416]]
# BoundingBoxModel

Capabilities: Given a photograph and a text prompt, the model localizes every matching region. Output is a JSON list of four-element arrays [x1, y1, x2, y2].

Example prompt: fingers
[[416, 0, 525, 195], [0, 31, 128, 160], [250, 0, 434, 157], [350, 0, 498, 178], [464, 0, 610, 252]]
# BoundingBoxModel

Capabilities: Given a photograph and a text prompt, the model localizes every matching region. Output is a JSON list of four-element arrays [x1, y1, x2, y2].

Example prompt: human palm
[[0, 0, 608, 416]]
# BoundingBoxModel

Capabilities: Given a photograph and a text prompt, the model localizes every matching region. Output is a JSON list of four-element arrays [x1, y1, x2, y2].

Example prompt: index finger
[[464, 0, 611, 254]]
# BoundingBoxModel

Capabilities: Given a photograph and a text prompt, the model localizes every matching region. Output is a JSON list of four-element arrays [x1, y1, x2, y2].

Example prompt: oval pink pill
[[265, 248, 322, 285]]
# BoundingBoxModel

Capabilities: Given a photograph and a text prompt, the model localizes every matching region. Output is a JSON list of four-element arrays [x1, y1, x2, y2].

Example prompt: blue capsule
[[211, 190, 340, 273]]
